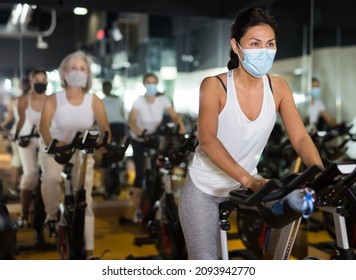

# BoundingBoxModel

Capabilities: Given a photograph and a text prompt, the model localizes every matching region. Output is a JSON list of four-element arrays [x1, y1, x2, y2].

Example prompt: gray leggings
[[178, 173, 282, 260], [178, 173, 226, 259]]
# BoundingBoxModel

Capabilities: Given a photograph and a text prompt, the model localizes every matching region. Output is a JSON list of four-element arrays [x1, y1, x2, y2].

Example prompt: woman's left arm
[[274, 77, 323, 168], [92, 95, 111, 142]]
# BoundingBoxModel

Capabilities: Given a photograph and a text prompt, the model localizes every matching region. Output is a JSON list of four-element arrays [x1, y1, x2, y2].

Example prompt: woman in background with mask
[[178, 7, 323, 260], [39, 51, 110, 259], [15, 68, 48, 229], [309, 77, 336, 130], [128, 72, 185, 223]]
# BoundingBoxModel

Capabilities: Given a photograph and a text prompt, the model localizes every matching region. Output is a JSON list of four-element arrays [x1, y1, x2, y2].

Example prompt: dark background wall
[[1, 0, 356, 77]]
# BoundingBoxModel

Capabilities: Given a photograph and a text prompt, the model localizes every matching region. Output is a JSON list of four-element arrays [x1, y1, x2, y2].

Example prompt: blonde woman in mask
[[38, 51, 110, 259], [128, 72, 185, 223]]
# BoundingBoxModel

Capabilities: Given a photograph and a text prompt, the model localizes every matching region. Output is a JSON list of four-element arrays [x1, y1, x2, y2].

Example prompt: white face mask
[[144, 84, 158, 96], [64, 70, 88, 88], [237, 43, 276, 77]]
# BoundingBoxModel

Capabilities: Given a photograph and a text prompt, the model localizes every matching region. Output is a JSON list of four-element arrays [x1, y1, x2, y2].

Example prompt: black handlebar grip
[[263, 165, 324, 202], [228, 179, 283, 206]]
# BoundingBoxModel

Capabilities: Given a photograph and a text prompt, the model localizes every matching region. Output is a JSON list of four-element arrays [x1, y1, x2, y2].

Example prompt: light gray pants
[[178, 173, 226, 259], [178, 172, 282, 260]]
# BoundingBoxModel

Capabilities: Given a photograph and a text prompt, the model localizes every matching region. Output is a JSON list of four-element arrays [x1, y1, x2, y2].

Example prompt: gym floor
[[0, 136, 339, 260]]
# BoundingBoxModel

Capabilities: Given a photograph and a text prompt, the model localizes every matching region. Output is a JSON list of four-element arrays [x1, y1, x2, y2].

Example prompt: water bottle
[[285, 187, 315, 218], [271, 187, 315, 218]]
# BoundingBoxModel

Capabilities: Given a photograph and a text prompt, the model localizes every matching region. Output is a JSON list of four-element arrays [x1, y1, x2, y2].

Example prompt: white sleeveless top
[[130, 95, 171, 141], [50, 91, 95, 144], [189, 70, 277, 197], [19, 95, 41, 136]]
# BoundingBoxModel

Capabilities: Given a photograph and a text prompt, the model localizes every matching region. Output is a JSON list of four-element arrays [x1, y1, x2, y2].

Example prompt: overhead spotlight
[[11, 4, 23, 25], [19, 4, 30, 25], [36, 35, 48, 49], [73, 7, 88, 15]]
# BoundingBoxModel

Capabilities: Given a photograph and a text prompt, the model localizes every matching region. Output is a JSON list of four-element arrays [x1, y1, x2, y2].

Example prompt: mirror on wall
[[311, 0, 356, 125]]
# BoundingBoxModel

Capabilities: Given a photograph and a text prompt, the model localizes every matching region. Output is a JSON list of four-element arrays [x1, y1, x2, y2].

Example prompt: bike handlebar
[[227, 165, 324, 207], [45, 130, 131, 165], [307, 163, 356, 213], [311, 122, 356, 160], [17, 125, 39, 147], [101, 136, 131, 163]]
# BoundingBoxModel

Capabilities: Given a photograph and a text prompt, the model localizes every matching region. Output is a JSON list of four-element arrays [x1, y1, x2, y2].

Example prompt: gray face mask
[[64, 70, 88, 88]]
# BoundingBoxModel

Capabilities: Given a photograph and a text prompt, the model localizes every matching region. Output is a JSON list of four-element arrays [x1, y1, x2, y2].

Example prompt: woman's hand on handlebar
[[178, 126, 186, 135], [54, 140, 67, 148], [244, 176, 270, 193], [96, 145, 108, 154]]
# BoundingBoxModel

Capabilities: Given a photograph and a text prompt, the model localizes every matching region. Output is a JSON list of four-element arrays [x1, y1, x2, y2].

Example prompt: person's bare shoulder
[[201, 72, 227, 93], [269, 75, 292, 96]]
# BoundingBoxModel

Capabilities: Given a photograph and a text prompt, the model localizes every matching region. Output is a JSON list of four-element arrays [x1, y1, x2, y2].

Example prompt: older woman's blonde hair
[[58, 50, 93, 92]]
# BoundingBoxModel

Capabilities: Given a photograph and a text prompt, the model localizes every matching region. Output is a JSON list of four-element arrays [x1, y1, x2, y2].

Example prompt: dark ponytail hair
[[227, 7, 279, 70]]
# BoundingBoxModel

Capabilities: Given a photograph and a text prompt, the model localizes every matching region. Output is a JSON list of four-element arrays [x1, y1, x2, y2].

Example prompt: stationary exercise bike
[[127, 124, 197, 259], [148, 130, 198, 259], [219, 165, 323, 260], [239, 123, 356, 259], [45, 130, 130, 259]]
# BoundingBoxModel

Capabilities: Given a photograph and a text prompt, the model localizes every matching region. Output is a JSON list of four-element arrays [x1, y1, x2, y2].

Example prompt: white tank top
[[50, 91, 95, 144], [129, 95, 171, 141], [189, 70, 276, 197], [19, 95, 41, 136]]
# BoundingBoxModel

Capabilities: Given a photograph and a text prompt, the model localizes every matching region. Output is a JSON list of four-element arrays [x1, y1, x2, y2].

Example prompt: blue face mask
[[238, 43, 276, 78], [145, 84, 158, 96], [311, 87, 321, 98]]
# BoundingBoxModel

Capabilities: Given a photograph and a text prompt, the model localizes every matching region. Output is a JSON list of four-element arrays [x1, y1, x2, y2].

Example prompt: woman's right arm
[[15, 96, 27, 133], [198, 76, 266, 191], [39, 94, 56, 146]]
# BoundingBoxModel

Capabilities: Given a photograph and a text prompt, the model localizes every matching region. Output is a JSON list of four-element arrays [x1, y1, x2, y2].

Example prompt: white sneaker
[[17, 217, 29, 228]]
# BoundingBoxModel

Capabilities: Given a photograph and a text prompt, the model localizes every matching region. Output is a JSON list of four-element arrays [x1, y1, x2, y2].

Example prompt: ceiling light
[[73, 7, 88, 15], [19, 4, 30, 25], [11, 4, 22, 25]]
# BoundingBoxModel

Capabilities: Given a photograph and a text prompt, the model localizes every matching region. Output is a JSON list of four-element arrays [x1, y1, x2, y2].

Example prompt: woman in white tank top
[[38, 51, 110, 259], [178, 7, 324, 260], [15, 68, 47, 229]]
